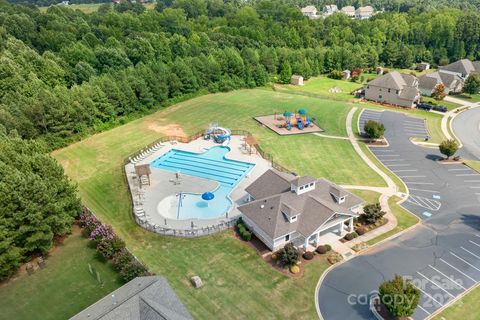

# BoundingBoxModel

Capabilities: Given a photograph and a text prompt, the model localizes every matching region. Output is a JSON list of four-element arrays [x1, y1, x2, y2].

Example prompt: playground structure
[[254, 109, 323, 136], [277, 109, 314, 131], [205, 123, 231, 145]]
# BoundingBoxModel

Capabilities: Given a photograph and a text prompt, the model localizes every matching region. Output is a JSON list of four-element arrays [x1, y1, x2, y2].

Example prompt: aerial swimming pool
[[151, 146, 254, 220]]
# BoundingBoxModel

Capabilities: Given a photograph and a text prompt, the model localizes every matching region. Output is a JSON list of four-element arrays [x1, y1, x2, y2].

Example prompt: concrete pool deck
[[124, 135, 273, 235]]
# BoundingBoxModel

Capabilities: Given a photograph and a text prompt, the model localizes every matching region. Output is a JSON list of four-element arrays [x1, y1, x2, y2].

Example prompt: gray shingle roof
[[239, 170, 363, 239], [439, 59, 477, 76], [367, 71, 407, 90], [419, 72, 463, 91], [245, 169, 295, 199], [291, 176, 316, 187], [70, 276, 192, 320]]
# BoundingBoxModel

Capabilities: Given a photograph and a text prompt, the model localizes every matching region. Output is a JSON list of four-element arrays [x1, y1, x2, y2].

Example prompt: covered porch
[[302, 215, 354, 249]]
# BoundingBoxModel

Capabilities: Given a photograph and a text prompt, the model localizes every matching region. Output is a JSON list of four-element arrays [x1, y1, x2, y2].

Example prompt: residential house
[[340, 6, 355, 17], [342, 70, 351, 80], [418, 72, 463, 96], [355, 6, 374, 19], [364, 71, 421, 108], [290, 75, 304, 86], [71, 276, 193, 320], [238, 170, 363, 251], [439, 59, 480, 79], [301, 6, 319, 18], [324, 4, 338, 16]]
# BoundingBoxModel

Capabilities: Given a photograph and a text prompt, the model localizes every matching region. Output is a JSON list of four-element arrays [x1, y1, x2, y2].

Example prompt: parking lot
[[318, 110, 480, 320]]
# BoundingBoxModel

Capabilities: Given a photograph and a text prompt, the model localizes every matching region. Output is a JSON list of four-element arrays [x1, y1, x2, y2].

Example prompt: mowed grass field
[[48, 89, 385, 319], [0, 228, 122, 320]]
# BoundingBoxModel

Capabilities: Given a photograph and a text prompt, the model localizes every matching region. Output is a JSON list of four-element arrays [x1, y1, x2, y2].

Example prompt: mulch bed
[[373, 298, 409, 320], [437, 158, 461, 164], [365, 139, 388, 146], [340, 218, 388, 243]]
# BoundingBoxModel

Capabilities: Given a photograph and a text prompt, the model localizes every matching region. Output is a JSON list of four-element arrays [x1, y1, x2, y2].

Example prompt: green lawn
[[366, 196, 419, 245], [432, 284, 480, 320], [39, 2, 156, 13], [422, 96, 461, 111], [276, 76, 363, 101], [50, 89, 378, 319], [453, 93, 480, 103], [0, 229, 123, 320], [349, 190, 381, 204]]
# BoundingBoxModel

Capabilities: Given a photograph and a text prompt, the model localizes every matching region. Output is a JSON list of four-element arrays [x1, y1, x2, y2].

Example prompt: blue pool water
[[151, 146, 254, 220]]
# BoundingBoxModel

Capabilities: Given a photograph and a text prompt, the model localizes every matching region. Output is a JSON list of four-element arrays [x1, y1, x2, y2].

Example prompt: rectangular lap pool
[[151, 146, 254, 220]]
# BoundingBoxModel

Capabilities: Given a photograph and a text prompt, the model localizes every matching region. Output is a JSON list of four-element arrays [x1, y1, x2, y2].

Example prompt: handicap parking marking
[[432, 195, 441, 200], [439, 258, 478, 282], [407, 195, 441, 211]]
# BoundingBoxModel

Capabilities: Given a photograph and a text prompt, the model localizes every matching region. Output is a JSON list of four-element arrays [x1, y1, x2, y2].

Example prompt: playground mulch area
[[254, 114, 324, 136]]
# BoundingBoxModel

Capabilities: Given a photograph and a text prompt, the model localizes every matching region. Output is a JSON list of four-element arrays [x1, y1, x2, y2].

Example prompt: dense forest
[[1, 0, 479, 148], [0, 128, 81, 279]]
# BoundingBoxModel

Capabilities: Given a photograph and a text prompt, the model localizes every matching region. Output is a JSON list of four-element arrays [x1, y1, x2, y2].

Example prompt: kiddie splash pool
[[150, 146, 254, 219]]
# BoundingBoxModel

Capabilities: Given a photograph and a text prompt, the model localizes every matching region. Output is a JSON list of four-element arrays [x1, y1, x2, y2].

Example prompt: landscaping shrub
[[119, 260, 150, 282], [356, 226, 367, 236], [96, 236, 126, 260], [236, 219, 252, 241], [361, 203, 386, 225], [352, 231, 359, 238], [379, 275, 420, 317], [303, 251, 314, 260], [344, 233, 354, 241], [271, 253, 277, 260], [240, 230, 252, 241], [112, 249, 134, 272], [328, 70, 343, 80], [325, 244, 332, 252], [316, 245, 327, 254], [290, 265, 300, 274], [327, 252, 343, 265], [276, 243, 299, 267]]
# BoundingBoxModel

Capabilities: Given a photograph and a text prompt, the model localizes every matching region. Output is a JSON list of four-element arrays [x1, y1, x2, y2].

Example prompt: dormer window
[[339, 196, 346, 204], [290, 215, 297, 222]]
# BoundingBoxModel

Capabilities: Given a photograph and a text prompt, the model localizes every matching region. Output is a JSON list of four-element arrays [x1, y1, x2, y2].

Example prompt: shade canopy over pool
[[201, 192, 215, 201]]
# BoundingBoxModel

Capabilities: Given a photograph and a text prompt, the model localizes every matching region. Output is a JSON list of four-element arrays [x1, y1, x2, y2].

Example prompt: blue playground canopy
[[201, 192, 215, 201], [298, 108, 307, 115], [283, 111, 293, 117]]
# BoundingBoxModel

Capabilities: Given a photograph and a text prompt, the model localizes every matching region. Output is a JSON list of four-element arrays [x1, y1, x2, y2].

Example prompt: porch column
[[339, 220, 344, 235], [304, 237, 309, 249], [348, 217, 354, 232], [315, 232, 320, 246]]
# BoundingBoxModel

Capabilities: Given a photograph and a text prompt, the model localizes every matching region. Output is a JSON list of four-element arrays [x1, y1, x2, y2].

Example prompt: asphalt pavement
[[318, 110, 480, 320]]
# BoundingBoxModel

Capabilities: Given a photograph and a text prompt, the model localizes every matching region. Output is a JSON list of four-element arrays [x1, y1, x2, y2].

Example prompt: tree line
[[0, 0, 479, 148]]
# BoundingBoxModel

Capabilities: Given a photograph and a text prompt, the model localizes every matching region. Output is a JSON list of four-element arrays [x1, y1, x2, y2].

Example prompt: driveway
[[318, 110, 480, 320]]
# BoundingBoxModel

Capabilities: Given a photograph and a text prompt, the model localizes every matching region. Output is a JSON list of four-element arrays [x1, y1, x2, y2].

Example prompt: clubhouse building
[[238, 170, 362, 251]]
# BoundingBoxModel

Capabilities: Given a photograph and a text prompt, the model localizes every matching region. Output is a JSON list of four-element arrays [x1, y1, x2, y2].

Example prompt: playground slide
[[305, 118, 311, 127], [297, 119, 304, 130]]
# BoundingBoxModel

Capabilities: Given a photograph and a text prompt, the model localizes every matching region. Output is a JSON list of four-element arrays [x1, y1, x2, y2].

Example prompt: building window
[[291, 215, 297, 222], [367, 85, 369, 89], [285, 234, 290, 241], [379, 95, 382, 99], [396, 90, 399, 94], [310, 182, 314, 187], [299, 186, 304, 190], [388, 89, 391, 93]]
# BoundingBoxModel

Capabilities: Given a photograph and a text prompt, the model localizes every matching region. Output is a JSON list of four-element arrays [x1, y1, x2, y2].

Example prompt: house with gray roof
[[363, 71, 421, 108], [439, 59, 480, 79], [71, 276, 192, 320], [238, 169, 362, 251], [418, 72, 463, 97], [324, 4, 338, 16]]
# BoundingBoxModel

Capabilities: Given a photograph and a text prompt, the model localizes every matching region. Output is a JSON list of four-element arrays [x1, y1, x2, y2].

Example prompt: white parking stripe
[[464, 180, 480, 183], [398, 175, 426, 178], [374, 149, 394, 152], [409, 188, 438, 193], [439, 258, 477, 282], [416, 286, 444, 306], [382, 159, 404, 162], [450, 252, 480, 272], [469, 240, 480, 248], [461, 247, 480, 259], [392, 169, 417, 172], [407, 182, 435, 185], [469, 186, 480, 189], [456, 174, 480, 177], [429, 265, 467, 290], [376, 155, 400, 157], [417, 272, 455, 298], [404, 120, 424, 125], [388, 164, 411, 167], [417, 305, 431, 315], [448, 168, 472, 171]]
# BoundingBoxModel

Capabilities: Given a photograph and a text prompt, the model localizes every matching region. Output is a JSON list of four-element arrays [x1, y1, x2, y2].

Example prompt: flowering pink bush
[[79, 211, 101, 235], [89, 224, 115, 244]]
